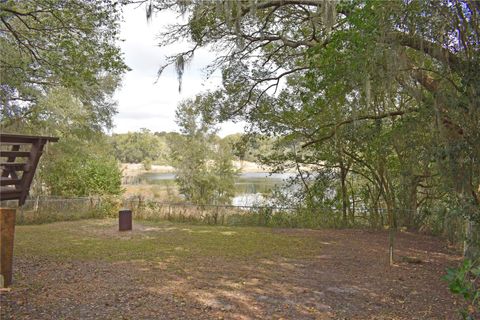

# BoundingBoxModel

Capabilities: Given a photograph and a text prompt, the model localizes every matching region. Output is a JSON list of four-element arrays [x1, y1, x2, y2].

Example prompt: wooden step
[[0, 163, 28, 171], [0, 177, 21, 186], [0, 187, 21, 200], [0, 151, 30, 158], [0, 191, 22, 201]]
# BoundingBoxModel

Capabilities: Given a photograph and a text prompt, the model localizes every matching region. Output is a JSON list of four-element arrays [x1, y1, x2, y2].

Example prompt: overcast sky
[[112, 5, 245, 137]]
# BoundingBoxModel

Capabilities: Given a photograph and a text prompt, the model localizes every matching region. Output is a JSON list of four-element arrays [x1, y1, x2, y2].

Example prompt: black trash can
[[119, 209, 132, 231]]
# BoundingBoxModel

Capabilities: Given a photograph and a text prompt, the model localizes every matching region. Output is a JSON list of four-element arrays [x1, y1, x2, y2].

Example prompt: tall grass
[[122, 197, 296, 227], [2, 197, 467, 247], [2, 196, 121, 225]]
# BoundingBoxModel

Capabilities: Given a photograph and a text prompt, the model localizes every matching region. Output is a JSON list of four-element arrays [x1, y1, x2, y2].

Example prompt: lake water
[[135, 172, 295, 206]]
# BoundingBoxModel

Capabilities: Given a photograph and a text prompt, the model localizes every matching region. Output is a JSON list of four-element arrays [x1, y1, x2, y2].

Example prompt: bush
[[142, 158, 152, 171], [42, 152, 123, 197], [444, 259, 480, 319], [96, 195, 123, 218]]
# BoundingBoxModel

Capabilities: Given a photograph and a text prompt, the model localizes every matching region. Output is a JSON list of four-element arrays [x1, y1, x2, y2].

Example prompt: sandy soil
[[120, 161, 274, 177], [120, 163, 174, 175]]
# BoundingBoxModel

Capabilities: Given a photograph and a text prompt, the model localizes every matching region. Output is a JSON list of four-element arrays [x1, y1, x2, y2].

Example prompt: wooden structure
[[1, 134, 59, 205], [0, 133, 58, 287], [0, 208, 16, 287]]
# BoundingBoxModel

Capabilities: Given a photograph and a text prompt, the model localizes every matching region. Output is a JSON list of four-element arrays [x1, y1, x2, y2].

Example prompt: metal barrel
[[119, 209, 132, 231]]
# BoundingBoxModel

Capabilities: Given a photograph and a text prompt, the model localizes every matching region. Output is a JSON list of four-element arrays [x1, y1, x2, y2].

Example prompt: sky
[[112, 5, 245, 137]]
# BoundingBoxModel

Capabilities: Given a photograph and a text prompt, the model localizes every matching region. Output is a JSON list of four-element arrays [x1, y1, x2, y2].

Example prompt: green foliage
[[0, 0, 127, 127], [222, 133, 275, 163], [169, 96, 239, 205], [40, 138, 123, 197], [151, 0, 480, 258], [95, 195, 123, 218], [110, 129, 172, 164], [0, 0, 127, 200], [444, 259, 480, 319], [16, 196, 122, 225], [3, 82, 125, 199], [142, 158, 153, 171]]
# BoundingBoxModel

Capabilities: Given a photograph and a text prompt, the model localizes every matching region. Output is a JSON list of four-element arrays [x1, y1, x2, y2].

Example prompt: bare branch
[[302, 109, 418, 148]]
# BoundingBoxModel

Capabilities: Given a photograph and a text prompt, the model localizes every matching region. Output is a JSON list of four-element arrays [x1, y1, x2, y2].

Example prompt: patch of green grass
[[14, 219, 320, 262]]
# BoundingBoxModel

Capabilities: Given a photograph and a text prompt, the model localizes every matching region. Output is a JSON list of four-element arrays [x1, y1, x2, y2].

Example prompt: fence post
[[33, 196, 39, 212], [0, 208, 16, 287], [138, 195, 143, 212], [17, 205, 24, 224]]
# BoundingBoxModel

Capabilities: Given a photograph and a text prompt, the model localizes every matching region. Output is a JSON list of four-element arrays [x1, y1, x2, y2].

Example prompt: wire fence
[[0, 196, 298, 226], [121, 197, 299, 226], [1, 196, 108, 224], [0, 196, 467, 243]]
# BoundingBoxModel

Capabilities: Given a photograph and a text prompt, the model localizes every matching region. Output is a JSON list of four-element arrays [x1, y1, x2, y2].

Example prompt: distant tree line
[[110, 129, 172, 165], [108, 129, 275, 167]]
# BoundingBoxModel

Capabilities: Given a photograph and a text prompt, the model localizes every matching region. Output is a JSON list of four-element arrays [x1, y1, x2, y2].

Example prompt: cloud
[[116, 110, 171, 120], [113, 5, 239, 137]]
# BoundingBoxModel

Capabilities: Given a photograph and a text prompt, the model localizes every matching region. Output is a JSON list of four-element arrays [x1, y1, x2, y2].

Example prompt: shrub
[[444, 259, 480, 319]]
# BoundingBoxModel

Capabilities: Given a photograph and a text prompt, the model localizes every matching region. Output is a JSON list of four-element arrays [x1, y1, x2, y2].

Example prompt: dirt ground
[[1, 220, 462, 319]]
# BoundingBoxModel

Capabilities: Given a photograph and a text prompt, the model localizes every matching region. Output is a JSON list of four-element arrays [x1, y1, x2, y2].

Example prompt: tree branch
[[302, 109, 418, 148]]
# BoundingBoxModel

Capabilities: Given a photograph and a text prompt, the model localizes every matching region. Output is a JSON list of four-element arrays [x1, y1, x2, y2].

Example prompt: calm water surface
[[135, 172, 295, 206]]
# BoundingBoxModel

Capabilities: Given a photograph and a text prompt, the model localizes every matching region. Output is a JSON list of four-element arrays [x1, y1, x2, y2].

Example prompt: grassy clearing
[[14, 219, 319, 262], [6, 219, 460, 319]]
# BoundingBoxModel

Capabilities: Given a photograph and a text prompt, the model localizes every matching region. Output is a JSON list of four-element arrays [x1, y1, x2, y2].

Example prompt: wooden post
[[1, 208, 16, 287]]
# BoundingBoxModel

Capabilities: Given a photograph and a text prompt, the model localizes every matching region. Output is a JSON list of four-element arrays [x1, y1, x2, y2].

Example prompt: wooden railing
[[0, 134, 58, 205]]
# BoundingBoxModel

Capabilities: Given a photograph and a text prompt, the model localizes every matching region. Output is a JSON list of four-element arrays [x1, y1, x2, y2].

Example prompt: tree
[[39, 136, 123, 197], [111, 129, 166, 164], [1, 0, 128, 197], [150, 0, 480, 259], [168, 97, 238, 205], [0, 0, 127, 128]]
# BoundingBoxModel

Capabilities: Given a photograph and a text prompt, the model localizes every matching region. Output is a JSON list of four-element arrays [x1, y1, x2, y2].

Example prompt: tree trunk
[[401, 177, 419, 230], [350, 184, 356, 225], [368, 185, 382, 228], [339, 160, 349, 227], [403, 178, 418, 230], [372, 203, 379, 228], [464, 220, 480, 260], [408, 187, 417, 228], [386, 197, 396, 266], [460, 182, 480, 260]]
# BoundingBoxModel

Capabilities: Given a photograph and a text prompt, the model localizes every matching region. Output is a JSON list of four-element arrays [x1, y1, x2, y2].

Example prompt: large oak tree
[[149, 0, 479, 258]]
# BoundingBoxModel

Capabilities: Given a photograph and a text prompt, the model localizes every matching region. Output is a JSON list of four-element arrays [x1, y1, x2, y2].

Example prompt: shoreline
[[120, 161, 274, 177]]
